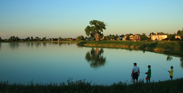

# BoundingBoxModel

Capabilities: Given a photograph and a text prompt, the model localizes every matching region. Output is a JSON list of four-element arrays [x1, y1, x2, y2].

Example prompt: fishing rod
[[140, 72, 147, 74], [157, 65, 169, 71]]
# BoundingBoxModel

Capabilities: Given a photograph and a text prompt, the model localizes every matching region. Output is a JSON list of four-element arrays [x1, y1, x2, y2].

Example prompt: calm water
[[0, 42, 183, 85]]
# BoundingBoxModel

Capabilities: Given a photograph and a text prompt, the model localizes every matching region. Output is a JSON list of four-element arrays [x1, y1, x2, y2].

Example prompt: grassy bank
[[0, 78, 183, 93], [77, 41, 183, 56]]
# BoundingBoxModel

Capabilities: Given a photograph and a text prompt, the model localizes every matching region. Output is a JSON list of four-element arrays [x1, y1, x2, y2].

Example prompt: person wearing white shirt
[[131, 62, 140, 84]]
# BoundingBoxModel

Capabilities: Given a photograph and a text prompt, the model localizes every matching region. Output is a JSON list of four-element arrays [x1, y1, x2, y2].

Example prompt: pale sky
[[0, 0, 183, 39]]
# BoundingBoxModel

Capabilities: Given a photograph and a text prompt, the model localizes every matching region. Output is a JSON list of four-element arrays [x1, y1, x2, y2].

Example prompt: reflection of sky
[[0, 43, 183, 85]]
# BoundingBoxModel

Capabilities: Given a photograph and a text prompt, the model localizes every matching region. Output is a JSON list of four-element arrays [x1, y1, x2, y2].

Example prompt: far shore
[[1, 40, 183, 56]]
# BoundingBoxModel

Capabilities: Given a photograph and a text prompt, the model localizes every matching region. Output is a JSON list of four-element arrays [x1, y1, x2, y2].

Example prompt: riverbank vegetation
[[0, 78, 183, 93], [77, 41, 183, 56]]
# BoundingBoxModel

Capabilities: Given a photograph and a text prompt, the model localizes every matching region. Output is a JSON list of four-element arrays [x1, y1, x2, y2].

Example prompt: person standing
[[145, 65, 151, 83], [168, 66, 173, 80], [131, 62, 140, 84]]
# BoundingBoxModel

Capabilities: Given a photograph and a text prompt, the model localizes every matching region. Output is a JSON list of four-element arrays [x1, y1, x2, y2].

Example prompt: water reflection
[[143, 49, 145, 53], [9, 43, 19, 49], [166, 55, 173, 61], [36, 43, 41, 47], [7, 42, 75, 49], [42, 42, 46, 47], [85, 48, 106, 68], [1, 43, 183, 85], [180, 57, 183, 69], [25, 43, 31, 47]]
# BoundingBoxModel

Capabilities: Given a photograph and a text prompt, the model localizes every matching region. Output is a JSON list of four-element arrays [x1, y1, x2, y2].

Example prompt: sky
[[0, 0, 183, 39]]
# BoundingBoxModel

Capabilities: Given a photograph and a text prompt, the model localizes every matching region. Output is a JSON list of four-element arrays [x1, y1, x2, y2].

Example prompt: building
[[123, 34, 128, 41], [129, 34, 141, 41], [175, 35, 181, 40], [151, 32, 168, 41], [146, 35, 151, 39], [129, 35, 134, 40]]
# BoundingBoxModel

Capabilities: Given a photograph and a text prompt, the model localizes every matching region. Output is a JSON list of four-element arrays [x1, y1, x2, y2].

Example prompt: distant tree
[[76, 35, 84, 41], [115, 34, 118, 40], [103, 35, 110, 41], [31, 36, 34, 41], [177, 29, 183, 38], [120, 34, 124, 37], [42, 37, 47, 41], [168, 34, 175, 40], [25, 37, 30, 41], [85, 20, 106, 41], [149, 32, 155, 35], [15, 36, 20, 41], [177, 30, 181, 35], [35, 37, 41, 41], [59, 37, 63, 41], [9, 36, 15, 41], [107, 36, 110, 40], [140, 33, 148, 41], [9, 36, 20, 41], [111, 35, 115, 40]]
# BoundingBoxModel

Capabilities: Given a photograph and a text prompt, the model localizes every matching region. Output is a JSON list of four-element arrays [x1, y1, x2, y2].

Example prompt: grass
[[0, 78, 183, 93], [77, 41, 183, 56]]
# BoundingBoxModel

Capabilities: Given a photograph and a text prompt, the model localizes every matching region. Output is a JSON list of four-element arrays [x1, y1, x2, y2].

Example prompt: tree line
[[0, 20, 183, 42], [83, 20, 183, 41], [0, 36, 76, 42]]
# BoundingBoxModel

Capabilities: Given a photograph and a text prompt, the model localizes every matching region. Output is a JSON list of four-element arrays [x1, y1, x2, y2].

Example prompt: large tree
[[76, 35, 84, 41], [85, 20, 106, 41], [167, 34, 175, 40]]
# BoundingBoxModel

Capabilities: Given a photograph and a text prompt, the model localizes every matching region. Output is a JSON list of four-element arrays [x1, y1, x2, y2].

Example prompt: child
[[145, 65, 151, 83], [168, 66, 173, 80]]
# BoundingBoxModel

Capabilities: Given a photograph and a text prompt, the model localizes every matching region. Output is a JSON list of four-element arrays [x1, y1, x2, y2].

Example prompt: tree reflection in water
[[85, 48, 106, 68], [166, 55, 173, 61], [9, 43, 19, 49], [180, 57, 183, 69]]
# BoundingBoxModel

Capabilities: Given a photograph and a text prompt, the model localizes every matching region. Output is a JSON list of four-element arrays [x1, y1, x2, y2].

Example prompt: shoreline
[[1, 41, 183, 56], [0, 78, 183, 92], [77, 41, 183, 57]]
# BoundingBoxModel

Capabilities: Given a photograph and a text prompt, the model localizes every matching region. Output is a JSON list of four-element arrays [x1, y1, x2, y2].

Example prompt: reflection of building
[[151, 32, 167, 41], [180, 58, 183, 69]]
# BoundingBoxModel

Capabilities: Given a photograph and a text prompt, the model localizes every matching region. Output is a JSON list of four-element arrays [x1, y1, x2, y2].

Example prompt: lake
[[0, 42, 183, 85]]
